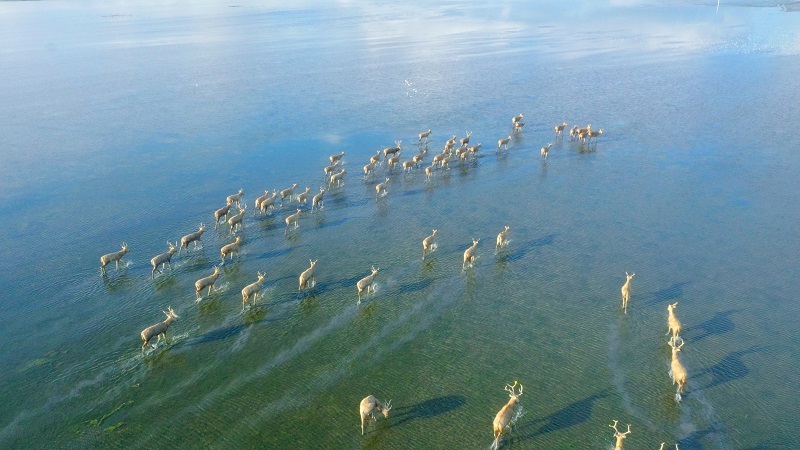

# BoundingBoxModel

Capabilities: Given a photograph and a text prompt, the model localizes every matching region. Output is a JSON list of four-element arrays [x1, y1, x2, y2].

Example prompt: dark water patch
[[511, 390, 609, 444], [396, 278, 434, 294], [250, 247, 293, 261], [314, 217, 349, 229], [390, 395, 466, 428]]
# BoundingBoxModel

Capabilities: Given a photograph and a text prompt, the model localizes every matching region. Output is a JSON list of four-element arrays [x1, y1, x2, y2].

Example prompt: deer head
[[163, 306, 179, 320], [380, 399, 392, 417], [504, 381, 523, 402]]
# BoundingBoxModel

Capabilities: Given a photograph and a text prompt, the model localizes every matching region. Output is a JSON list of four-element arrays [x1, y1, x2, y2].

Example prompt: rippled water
[[1, 1, 799, 448]]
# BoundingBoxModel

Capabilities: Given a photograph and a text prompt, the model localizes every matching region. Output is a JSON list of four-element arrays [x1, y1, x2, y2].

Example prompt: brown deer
[[609, 420, 631, 450], [511, 113, 524, 125], [100, 243, 128, 275], [621, 272, 635, 314], [359, 395, 392, 435], [492, 381, 523, 449], [383, 140, 402, 158], [140, 307, 178, 353], [150, 242, 177, 278]]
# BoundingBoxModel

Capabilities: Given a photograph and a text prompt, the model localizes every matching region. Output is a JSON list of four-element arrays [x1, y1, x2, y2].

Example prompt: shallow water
[[1, 0, 799, 448]]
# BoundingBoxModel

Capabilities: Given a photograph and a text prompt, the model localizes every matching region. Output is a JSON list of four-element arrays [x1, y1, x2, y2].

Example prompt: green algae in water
[[86, 400, 133, 428]]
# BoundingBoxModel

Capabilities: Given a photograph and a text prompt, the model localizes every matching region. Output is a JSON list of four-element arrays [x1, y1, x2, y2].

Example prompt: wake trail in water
[[607, 320, 656, 431]]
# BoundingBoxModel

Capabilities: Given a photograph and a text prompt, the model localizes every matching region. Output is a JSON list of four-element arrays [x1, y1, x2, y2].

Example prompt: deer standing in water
[[254, 190, 270, 215], [228, 205, 246, 234], [468, 143, 482, 157], [140, 307, 178, 353], [298, 259, 317, 290], [329, 169, 346, 188], [418, 129, 432, 143], [668, 338, 688, 402], [150, 242, 177, 278], [100, 243, 128, 275], [180, 224, 205, 254], [513, 121, 525, 134], [463, 238, 479, 271], [667, 302, 682, 343], [220, 236, 242, 263], [375, 178, 390, 199], [554, 122, 568, 137], [492, 381, 523, 450], [422, 229, 438, 259], [226, 188, 244, 207], [495, 226, 510, 253], [312, 188, 325, 211], [285, 208, 302, 234], [324, 160, 340, 179], [383, 140, 402, 158], [359, 395, 392, 435], [498, 136, 512, 151], [357, 266, 379, 304], [621, 272, 635, 314], [295, 187, 311, 206], [363, 161, 377, 179], [214, 202, 233, 228], [512, 113, 524, 126], [609, 420, 631, 450], [280, 183, 298, 205], [330, 151, 345, 164], [259, 192, 278, 215], [541, 143, 552, 159], [459, 131, 472, 149], [241, 271, 266, 309], [195, 266, 221, 299]]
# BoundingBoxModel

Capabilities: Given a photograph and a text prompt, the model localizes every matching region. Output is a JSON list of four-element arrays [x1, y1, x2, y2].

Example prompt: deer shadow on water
[[389, 395, 467, 429], [639, 281, 692, 308], [694, 346, 766, 391], [497, 233, 557, 264], [682, 309, 740, 343], [507, 390, 609, 445]]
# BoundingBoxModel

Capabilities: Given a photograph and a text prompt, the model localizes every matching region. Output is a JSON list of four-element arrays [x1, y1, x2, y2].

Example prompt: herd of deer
[[99, 116, 691, 447]]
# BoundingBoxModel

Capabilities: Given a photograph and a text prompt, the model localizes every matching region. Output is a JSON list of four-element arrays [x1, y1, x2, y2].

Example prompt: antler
[[609, 420, 620, 434], [383, 399, 392, 410]]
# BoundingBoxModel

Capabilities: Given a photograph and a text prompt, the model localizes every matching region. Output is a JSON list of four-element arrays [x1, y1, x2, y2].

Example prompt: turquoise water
[[1, 1, 799, 448]]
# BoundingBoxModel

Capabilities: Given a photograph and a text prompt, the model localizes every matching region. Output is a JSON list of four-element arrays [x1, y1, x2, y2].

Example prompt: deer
[[150, 242, 177, 278], [659, 444, 680, 450], [440, 154, 452, 170], [226, 188, 244, 207], [402, 160, 415, 172], [179, 224, 205, 255], [386, 154, 401, 170], [609, 420, 631, 450], [311, 188, 325, 211], [359, 395, 392, 435], [455, 147, 467, 162], [459, 131, 472, 149], [285, 208, 302, 234], [667, 302, 682, 343], [495, 226, 510, 253], [329, 151, 345, 164], [227, 205, 246, 234], [468, 143, 482, 156], [425, 165, 434, 181], [412, 153, 425, 166], [512, 113, 524, 125], [363, 161, 377, 179], [375, 178, 390, 199], [418, 129, 432, 143], [492, 381, 523, 450], [100, 243, 128, 274], [369, 150, 382, 166], [513, 121, 525, 134], [298, 259, 317, 290], [554, 122, 568, 137], [280, 183, 298, 205], [463, 238, 479, 271], [431, 152, 446, 166], [214, 202, 233, 228], [220, 236, 242, 263], [259, 191, 278, 215], [444, 135, 457, 152], [195, 266, 221, 299], [323, 160, 341, 178], [668, 338, 688, 401], [498, 136, 512, 151], [254, 190, 270, 215], [295, 187, 311, 205], [587, 128, 604, 143], [140, 307, 178, 353], [541, 143, 552, 159], [357, 266, 379, 304], [422, 229, 438, 259], [569, 125, 579, 140], [383, 140, 402, 158], [241, 271, 266, 310], [329, 169, 346, 188], [621, 272, 635, 314]]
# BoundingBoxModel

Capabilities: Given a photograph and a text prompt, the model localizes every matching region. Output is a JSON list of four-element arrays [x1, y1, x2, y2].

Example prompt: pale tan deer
[[412, 153, 424, 166], [254, 190, 270, 215], [468, 143, 482, 156], [459, 131, 472, 149], [359, 395, 392, 435], [587, 128, 604, 143], [141, 307, 178, 353], [220, 236, 242, 262], [195, 266, 221, 299], [375, 178, 390, 199], [324, 160, 340, 178], [495, 226, 510, 253], [369, 151, 382, 166], [422, 229, 438, 259], [241, 271, 266, 310], [425, 164, 434, 181], [402, 160, 415, 172], [311, 188, 325, 211], [444, 135, 457, 152], [418, 129, 432, 143], [554, 122, 568, 137], [259, 192, 278, 214], [363, 161, 377, 179], [228, 205, 246, 234], [386, 154, 401, 170], [492, 381, 523, 450], [357, 266, 379, 304], [180, 224, 205, 254], [226, 188, 244, 207], [280, 183, 298, 205], [463, 238, 479, 270], [512, 113, 524, 125], [609, 420, 631, 450], [295, 187, 311, 205], [621, 272, 635, 314], [668, 338, 687, 402], [214, 202, 233, 228], [329, 151, 345, 164], [498, 136, 512, 151], [285, 208, 302, 234], [513, 121, 525, 134], [569, 125, 579, 140], [541, 143, 552, 159], [667, 302, 682, 342], [298, 259, 317, 290], [100, 243, 128, 274], [150, 242, 177, 278], [329, 169, 346, 188]]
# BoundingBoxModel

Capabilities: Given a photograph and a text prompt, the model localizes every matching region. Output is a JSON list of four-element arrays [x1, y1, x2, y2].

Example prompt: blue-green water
[[1, 1, 799, 448]]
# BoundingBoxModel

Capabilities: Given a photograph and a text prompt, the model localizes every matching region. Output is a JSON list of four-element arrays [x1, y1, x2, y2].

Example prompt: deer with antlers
[[220, 236, 242, 263], [299, 259, 318, 290], [357, 266, 379, 304], [667, 302, 682, 343], [179, 224, 205, 254], [228, 205, 246, 234], [383, 140, 402, 158], [492, 381, 523, 450], [241, 271, 266, 310], [463, 238, 480, 271], [359, 395, 392, 435], [226, 188, 244, 208], [621, 272, 635, 314], [140, 307, 178, 353], [214, 201, 233, 228], [609, 420, 631, 450], [422, 229, 438, 259], [668, 338, 688, 402], [100, 243, 128, 275], [495, 226, 510, 253], [311, 187, 325, 211], [150, 242, 177, 278], [195, 266, 221, 299]]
